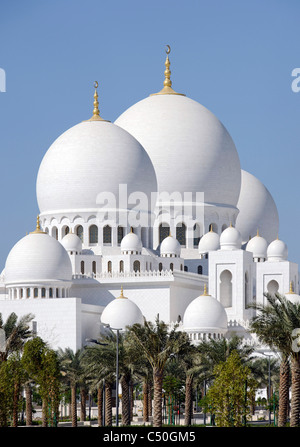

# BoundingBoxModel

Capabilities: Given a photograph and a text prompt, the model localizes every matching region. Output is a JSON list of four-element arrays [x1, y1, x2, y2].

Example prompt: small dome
[[246, 232, 268, 259], [220, 225, 242, 250], [160, 235, 181, 257], [198, 230, 220, 255], [267, 238, 288, 261], [120, 231, 142, 254], [100, 288, 144, 331], [5, 222, 72, 285], [61, 232, 82, 254], [285, 283, 300, 304], [183, 286, 227, 334]]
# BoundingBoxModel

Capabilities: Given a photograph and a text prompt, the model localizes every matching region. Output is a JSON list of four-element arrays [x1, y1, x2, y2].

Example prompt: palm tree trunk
[[25, 383, 32, 426], [120, 375, 130, 426], [105, 382, 112, 426], [71, 385, 77, 427], [143, 380, 149, 422], [153, 366, 164, 427], [278, 357, 290, 427], [97, 386, 103, 426], [290, 356, 300, 426], [42, 398, 48, 427], [148, 382, 152, 416], [12, 380, 20, 427], [184, 375, 193, 426], [80, 387, 87, 421]]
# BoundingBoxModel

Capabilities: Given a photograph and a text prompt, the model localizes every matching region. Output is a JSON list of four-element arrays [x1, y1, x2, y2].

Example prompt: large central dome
[[115, 94, 241, 207]]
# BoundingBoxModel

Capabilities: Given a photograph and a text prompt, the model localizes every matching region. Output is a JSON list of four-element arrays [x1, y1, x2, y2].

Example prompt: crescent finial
[[94, 81, 98, 89], [166, 44, 171, 55]]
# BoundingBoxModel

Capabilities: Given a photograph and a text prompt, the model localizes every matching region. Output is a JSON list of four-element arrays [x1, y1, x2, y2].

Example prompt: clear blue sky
[[0, 0, 300, 268]]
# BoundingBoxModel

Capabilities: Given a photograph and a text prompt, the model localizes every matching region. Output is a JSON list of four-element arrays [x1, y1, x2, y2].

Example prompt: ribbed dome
[[236, 170, 279, 245], [183, 287, 227, 334], [160, 235, 181, 257], [36, 120, 157, 216], [267, 238, 288, 261], [61, 232, 82, 254], [100, 288, 144, 331], [120, 231, 142, 254], [5, 230, 72, 285], [246, 233, 268, 259], [115, 94, 241, 208], [198, 230, 220, 254], [220, 226, 242, 250]]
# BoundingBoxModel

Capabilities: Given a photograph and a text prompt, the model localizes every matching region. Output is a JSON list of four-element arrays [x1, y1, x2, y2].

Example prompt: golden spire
[[85, 81, 110, 122], [287, 281, 295, 294], [257, 228, 259, 237], [30, 215, 46, 234], [202, 284, 209, 296], [151, 45, 185, 96], [117, 286, 127, 299]]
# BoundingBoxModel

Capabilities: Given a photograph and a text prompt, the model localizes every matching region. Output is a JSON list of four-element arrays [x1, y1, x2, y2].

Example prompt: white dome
[[160, 235, 181, 257], [120, 231, 142, 254], [235, 170, 279, 245], [220, 225, 242, 250], [267, 238, 288, 261], [5, 228, 72, 285], [183, 287, 227, 333], [246, 232, 268, 259], [115, 94, 241, 207], [198, 230, 220, 254], [61, 232, 82, 254], [286, 283, 300, 304], [36, 120, 157, 215], [100, 288, 144, 331]]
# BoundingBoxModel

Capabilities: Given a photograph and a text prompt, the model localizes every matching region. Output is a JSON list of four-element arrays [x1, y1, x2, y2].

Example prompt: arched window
[[20, 288, 23, 298], [267, 280, 279, 295], [108, 261, 112, 273], [49, 288, 53, 298], [81, 261, 85, 274], [245, 271, 250, 308], [159, 262, 163, 272], [52, 226, 58, 240], [176, 223, 186, 246], [184, 266, 188, 272], [119, 260, 124, 273], [56, 288, 59, 298], [41, 288, 46, 298], [92, 261, 96, 275], [220, 270, 232, 308], [117, 226, 124, 245], [103, 225, 112, 244], [34, 288, 38, 298], [89, 225, 98, 244], [133, 260, 140, 273], [170, 263, 174, 271], [193, 224, 201, 248], [76, 225, 83, 242], [159, 223, 170, 244], [62, 226, 69, 238], [197, 265, 203, 275], [26, 288, 30, 298]]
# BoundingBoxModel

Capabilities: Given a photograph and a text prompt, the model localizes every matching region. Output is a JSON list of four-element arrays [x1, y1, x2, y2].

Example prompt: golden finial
[[210, 224, 213, 232], [30, 215, 46, 234], [202, 284, 209, 296], [117, 286, 127, 299], [84, 81, 110, 122], [150, 45, 185, 96], [229, 222, 233, 228], [257, 228, 259, 237], [287, 281, 295, 294]]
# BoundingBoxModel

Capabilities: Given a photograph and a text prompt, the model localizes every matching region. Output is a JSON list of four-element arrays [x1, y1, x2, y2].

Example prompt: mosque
[[0, 47, 298, 352]]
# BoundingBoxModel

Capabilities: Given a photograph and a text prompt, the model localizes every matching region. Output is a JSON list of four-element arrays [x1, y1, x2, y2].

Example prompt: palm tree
[[249, 292, 300, 426], [58, 347, 85, 427], [127, 317, 191, 427], [0, 312, 34, 363]]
